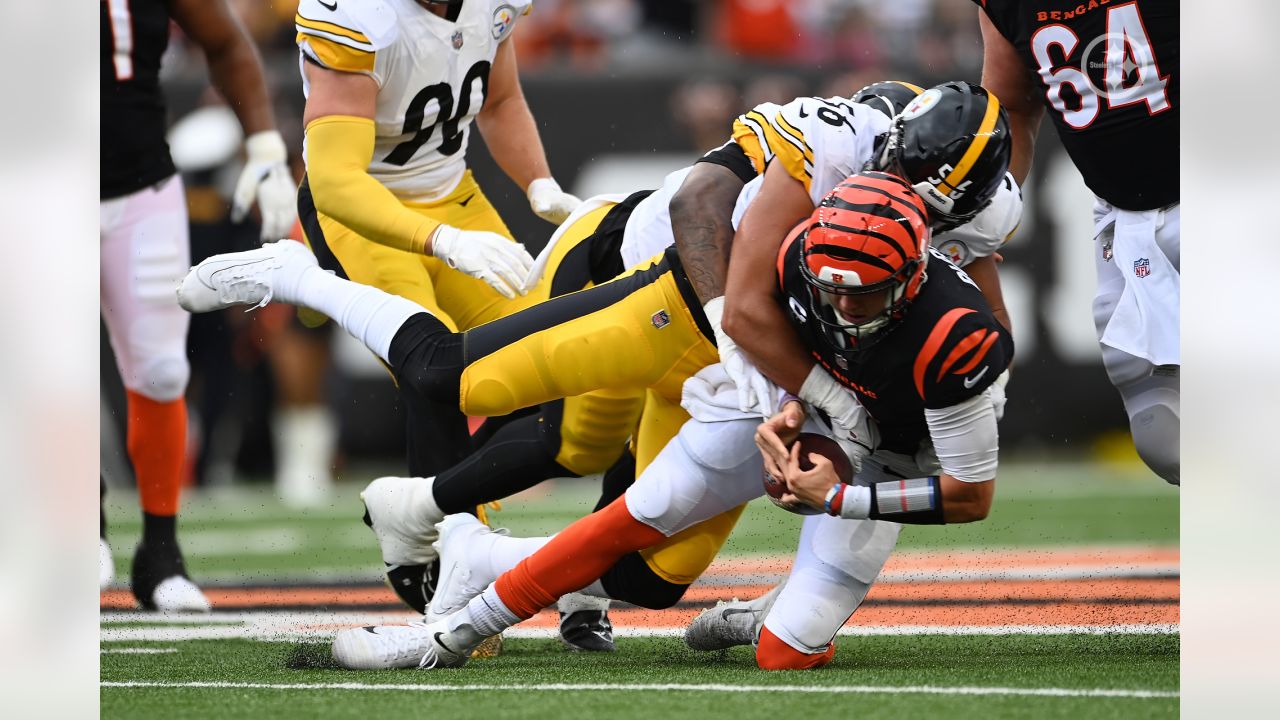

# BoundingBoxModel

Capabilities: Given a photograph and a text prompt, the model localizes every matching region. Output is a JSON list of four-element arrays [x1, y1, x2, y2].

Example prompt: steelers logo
[[492, 5, 517, 41], [901, 88, 942, 120]]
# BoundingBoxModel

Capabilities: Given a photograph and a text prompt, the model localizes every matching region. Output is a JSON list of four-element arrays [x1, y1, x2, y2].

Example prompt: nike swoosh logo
[[797, 106, 809, 118], [434, 632, 458, 655], [362, 626, 378, 634], [458, 193, 475, 207], [963, 366, 989, 389], [319, 0, 338, 11], [721, 607, 755, 620]]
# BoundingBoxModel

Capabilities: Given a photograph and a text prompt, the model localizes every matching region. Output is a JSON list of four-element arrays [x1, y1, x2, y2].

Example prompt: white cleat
[[684, 584, 783, 651], [150, 576, 213, 614], [177, 239, 317, 313], [99, 538, 114, 590], [361, 476, 445, 568], [332, 620, 473, 671], [427, 513, 502, 623]]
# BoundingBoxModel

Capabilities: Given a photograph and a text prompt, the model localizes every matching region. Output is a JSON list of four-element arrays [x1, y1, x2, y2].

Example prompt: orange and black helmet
[[871, 81, 1011, 231], [799, 171, 931, 350]]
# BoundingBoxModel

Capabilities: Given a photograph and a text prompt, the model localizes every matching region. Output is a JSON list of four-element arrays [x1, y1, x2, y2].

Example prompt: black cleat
[[558, 609, 617, 652], [130, 541, 210, 612], [383, 560, 439, 615]]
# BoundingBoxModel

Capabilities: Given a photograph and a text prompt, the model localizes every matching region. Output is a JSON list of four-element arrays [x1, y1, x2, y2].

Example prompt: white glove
[[703, 297, 779, 417], [527, 177, 582, 225], [799, 364, 876, 465], [231, 130, 297, 241], [431, 225, 535, 300]]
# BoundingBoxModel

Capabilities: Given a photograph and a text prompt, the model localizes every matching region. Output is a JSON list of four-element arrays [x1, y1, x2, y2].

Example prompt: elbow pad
[[305, 115, 440, 254]]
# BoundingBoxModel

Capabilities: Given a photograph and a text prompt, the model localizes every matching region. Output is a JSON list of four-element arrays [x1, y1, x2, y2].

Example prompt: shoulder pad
[[296, 0, 399, 54], [912, 306, 1011, 408], [932, 173, 1023, 265]]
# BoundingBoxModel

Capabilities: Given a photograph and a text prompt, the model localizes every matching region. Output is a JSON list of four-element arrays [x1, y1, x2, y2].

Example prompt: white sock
[[447, 583, 520, 647], [470, 533, 553, 582], [287, 266, 428, 363], [273, 406, 336, 508], [558, 591, 610, 613]]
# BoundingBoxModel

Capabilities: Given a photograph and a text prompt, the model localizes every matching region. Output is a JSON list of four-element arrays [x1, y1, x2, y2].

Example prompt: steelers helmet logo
[[492, 5, 517, 40], [901, 88, 942, 120]]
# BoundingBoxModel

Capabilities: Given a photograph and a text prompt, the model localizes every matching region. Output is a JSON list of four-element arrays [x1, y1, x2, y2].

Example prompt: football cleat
[[360, 476, 446, 613], [557, 593, 616, 653], [176, 239, 316, 313], [684, 584, 783, 651], [130, 542, 211, 613], [427, 513, 502, 623], [331, 620, 471, 671]]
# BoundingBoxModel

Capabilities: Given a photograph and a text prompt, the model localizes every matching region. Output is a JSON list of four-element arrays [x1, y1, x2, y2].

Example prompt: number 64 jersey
[[295, 0, 532, 202], [974, 0, 1177, 210]]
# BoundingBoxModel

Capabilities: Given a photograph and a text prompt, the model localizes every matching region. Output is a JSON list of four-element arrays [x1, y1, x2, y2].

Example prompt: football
[[762, 432, 854, 515]]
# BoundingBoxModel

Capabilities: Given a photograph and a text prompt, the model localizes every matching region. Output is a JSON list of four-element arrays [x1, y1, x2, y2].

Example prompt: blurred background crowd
[[101, 0, 1130, 505]]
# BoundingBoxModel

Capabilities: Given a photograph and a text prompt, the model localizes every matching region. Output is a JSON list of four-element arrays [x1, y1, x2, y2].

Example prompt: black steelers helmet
[[872, 81, 1012, 231], [851, 81, 924, 118]]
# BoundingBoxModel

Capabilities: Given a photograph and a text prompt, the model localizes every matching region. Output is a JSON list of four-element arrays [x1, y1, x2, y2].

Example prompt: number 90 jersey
[[296, 0, 532, 202]]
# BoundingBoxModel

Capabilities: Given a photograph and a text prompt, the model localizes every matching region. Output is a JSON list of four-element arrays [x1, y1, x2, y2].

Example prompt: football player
[[339, 80, 1020, 650], [101, 0, 295, 610], [292, 0, 581, 486], [175, 82, 1013, 663], [974, 0, 1179, 484], [327, 175, 1012, 671]]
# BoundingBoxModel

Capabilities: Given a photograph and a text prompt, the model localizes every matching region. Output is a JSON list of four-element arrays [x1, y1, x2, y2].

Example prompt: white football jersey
[[620, 96, 889, 268], [296, 0, 531, 201]]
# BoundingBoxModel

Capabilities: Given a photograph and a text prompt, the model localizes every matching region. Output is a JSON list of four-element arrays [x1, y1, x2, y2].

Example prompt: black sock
[[101, 476, 108, 540], [386, 312, 465, 405], [600, 551, 690, 609], [432, 410, 576, 515], [141, 512, 177, 551], [593, 448, 637, 512]]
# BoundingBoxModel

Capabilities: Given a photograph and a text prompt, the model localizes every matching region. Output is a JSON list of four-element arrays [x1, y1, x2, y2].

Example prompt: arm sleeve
[[925, 391, 1000, 483], [305, 115, 441, 255]]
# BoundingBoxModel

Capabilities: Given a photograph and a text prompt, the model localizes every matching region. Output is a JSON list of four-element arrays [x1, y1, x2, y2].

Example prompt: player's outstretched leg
[[684, 584, 783, 651]]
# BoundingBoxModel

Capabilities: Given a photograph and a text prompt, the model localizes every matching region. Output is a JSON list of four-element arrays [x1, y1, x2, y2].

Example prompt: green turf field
[[101, 460, 1179, 718]]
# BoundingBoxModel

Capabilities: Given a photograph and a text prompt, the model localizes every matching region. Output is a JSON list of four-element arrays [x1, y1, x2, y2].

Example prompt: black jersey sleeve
[[696, 141, 758, 184], [912, 307, 1012, 409]]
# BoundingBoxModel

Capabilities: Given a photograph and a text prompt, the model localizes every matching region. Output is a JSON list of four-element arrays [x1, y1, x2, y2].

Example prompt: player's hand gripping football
[[777, 440, 844, 512], [231, 130, 298, 241], [431, 225, 536, 300], [756, 399, 809, 513], [527, 177, 582, 225]]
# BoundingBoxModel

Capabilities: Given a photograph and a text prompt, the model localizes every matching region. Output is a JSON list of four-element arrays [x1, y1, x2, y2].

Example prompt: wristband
[[824, 483, 846, 516], [779, 392, 802, 409], [867, 476, 945, 525]]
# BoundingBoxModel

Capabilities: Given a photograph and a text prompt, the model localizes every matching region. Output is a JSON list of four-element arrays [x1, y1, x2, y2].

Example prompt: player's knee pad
[[638, 506, 745, 585], [599, 551, 689, 609], [755, 626, 835, 671], [1126, 384, 1180, 485], [555, 390, 644, 476], [130, 355, 189, 402]]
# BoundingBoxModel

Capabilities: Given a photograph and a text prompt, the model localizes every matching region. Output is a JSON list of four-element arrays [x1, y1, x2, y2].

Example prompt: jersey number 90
[[385, 61, 491, 166]]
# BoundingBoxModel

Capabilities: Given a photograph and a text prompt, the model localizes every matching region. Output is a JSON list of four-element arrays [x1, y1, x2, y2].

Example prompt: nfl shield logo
[[1133, 258, 1151, 278], [651, 310, 670, 329], [451, 30, 464, 49]]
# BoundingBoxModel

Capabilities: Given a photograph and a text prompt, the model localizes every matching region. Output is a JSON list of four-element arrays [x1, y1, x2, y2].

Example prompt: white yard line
[[101, 615, 1179, 643], [100, 648, 178, 654], [100, 680, 1177, 699]]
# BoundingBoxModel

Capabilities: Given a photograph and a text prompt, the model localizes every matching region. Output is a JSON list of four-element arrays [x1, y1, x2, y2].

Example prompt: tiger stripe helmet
[[800, 171, 932, 349], [873, 81, 1011, 231]]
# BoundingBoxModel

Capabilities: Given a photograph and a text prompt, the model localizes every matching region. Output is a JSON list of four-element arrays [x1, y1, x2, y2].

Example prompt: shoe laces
[[375, 621, 434, 665]]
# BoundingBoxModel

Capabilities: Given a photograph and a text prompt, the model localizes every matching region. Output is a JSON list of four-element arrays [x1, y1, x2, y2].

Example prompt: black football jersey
[[101, 0, 176, 199], [777, 241, 1014, 456], [976, 0, 1177, 210]]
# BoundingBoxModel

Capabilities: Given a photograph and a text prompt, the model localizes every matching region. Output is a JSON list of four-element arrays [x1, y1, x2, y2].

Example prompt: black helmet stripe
[[819, 199, 921, 251], [807, 243, 898, 274]]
